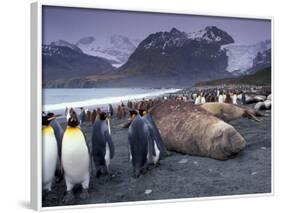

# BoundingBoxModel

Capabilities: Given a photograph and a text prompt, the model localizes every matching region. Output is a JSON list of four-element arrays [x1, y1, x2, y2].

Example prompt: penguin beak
[[47, 115, 57, 121]]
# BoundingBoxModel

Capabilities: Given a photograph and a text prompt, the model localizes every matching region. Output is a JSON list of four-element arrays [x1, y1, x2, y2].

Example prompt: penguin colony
[[42, 100, 166, 203], [42, 85, 271, 203]]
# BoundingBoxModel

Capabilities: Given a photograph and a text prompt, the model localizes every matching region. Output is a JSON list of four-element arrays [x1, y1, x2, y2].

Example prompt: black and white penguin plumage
[[139, 109, 168, 160], [61, 110, 91, 202], [128, 110, 158, 178], [91, 112, 114, 177], [108, 104, 114, 117], [42, 113, 58, 191], [79, 107, 86, 125], [47, 112, 64, 182]]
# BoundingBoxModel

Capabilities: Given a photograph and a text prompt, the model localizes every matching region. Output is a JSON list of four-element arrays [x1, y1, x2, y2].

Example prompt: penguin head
[[139, 109, 147, 117], [98, 112, 107, 121], [67, 110, 80, 127], [129, 110, 138, 120], [42, 112, 57, 126]]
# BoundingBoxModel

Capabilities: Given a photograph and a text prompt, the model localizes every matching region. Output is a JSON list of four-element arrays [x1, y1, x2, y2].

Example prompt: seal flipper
[[244, 110, 261, 122]]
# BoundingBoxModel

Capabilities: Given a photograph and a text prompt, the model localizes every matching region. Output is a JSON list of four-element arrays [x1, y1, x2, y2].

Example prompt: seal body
[[150, 101, 246, 160], [42, 125, 58, 191], [199, 102, 260, 121]]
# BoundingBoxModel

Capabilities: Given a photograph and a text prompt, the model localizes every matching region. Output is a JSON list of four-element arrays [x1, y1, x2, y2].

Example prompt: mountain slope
[[194, 66, 271, 86], [76, 35, 141, 67], [117, 26, 234, 86], [42, 44, 114, 87]]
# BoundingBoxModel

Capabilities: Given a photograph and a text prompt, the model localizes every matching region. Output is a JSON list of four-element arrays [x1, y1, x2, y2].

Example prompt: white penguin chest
[[42, 126, 58, 183], [105, 142, 110, 169], [152, 141, 160, 164], [62, 128, 90, 179]]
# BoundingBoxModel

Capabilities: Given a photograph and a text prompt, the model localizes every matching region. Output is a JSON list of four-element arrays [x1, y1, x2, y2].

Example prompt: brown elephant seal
[[199, 102, 260, 122], [150, 101, 246, 160], [254, 102, 266, 111], [264, 100, 271, 109]]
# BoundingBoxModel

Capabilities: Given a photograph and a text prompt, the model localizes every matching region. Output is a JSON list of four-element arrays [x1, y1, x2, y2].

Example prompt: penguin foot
[[154, 162, 161, 167], [55, 175, 64, 183], [80, 189, 89, 200], [95, 170, 102, 178], [62, 191, 75, 204], [47, 191, 58, 201]]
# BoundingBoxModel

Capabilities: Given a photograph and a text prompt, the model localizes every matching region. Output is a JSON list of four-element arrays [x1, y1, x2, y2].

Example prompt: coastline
[[43, 88, 182, 114]]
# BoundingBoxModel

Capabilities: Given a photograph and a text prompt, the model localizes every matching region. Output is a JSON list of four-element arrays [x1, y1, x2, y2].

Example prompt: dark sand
[[42, 107, 272, 207]]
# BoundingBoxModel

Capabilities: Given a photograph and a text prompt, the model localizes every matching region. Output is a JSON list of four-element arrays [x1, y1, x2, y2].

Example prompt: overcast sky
[[42, 6, 271, 45]]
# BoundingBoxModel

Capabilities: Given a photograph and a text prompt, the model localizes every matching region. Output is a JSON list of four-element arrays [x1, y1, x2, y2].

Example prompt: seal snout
[[208, 122, 246, 160], [222, 125, 246, 157]]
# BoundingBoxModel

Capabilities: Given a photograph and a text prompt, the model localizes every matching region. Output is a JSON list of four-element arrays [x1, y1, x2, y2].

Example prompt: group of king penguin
[[42, 104, 167, 202]]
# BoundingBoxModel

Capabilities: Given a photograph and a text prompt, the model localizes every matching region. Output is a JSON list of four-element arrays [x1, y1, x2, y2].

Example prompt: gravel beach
[[42, 104, 271, 207]]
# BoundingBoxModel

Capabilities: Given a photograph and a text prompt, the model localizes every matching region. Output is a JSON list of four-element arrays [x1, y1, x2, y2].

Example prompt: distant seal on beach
[[254, 102, 266, 111], [264, 100, 271, 109], [199, 102, 260, 122], [150, 101, 246, 160]]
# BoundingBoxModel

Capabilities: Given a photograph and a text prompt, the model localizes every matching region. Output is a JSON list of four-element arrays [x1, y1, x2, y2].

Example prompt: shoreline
[[43, 88, 182, 114]]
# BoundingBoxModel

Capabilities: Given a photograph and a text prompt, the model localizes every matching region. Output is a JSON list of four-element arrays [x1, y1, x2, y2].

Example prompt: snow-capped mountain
[[76, 35, 141, 67], [117, 26, 234, 87], [42, 44, 114, 87], [49, 40, 83, 54], [186, 26, 235, 45], [223, 40, 271, 74]]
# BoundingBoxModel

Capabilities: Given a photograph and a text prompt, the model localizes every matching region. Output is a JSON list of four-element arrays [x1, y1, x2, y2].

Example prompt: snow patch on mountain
[[76, 35, 141, 67], [143, 26, 234, 50], [223, 39, 271, 73], [50, 40, 83, 54]]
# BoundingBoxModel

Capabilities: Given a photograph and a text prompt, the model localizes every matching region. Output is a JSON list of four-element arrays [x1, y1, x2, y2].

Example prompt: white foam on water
[[43, 88, 181, 112]]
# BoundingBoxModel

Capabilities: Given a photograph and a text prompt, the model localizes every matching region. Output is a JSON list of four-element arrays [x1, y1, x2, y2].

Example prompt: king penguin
[[61, 110, 91, 202], [139, 109, 168, 162], [128, 110, 156, 178], [91, 112, 115, 177], [47, 112, 64, 182], [42, 113, 58, 192], [79, 107, 86, 125]]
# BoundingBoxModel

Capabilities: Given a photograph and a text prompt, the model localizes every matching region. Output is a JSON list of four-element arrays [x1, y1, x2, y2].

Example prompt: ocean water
[[43, 88, 181, 112]]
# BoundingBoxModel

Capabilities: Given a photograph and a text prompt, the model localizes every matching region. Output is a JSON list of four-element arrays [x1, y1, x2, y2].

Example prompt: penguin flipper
[[105, 130, 114, 159], [144, 124, 155, 164], [146, 114, 168, 159]]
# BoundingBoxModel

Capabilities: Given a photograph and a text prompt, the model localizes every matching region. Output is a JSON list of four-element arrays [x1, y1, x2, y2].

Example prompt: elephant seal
[[264, 100, 271, 109], [254, 102, 266, 111], [199, 102, 260, 122], [150, 101, 246, 160]]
